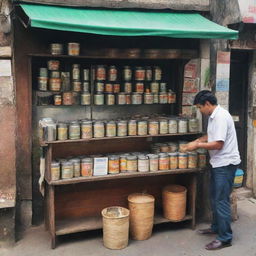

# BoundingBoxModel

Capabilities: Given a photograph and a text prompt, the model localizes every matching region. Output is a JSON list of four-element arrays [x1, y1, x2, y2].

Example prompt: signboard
[[238, 0, 256, 23]]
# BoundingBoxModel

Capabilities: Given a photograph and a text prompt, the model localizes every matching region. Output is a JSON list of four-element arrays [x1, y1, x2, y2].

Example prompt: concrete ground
[[2, 198, 256, 256]]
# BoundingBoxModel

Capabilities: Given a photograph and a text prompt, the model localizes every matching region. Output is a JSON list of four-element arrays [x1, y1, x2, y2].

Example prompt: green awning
[[19, 4, 238, 39]]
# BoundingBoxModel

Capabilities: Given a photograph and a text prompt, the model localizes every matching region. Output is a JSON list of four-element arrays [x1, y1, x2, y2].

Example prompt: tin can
[[38, 77, 48, 91], [69, 121, 80, 140], [150, 82, 159, 93], [113, 83, 120, 93], [93, 121, 105, 138], [168, 119, 178, 134], [159, 119, 168, 134], [124, 82, 132, 93], [57, 122, 68, 140], [137, 120, 148, 136], [51, 161, 60, 180], [159, 92, 168, 104], [61, 161, 74, 179], [148, 120, 159, 135], [168, 142, 178, 153], [128, 120, 137, 136], [70, 158, 81, 177], [81, 120, 93, 139], [81, 92, 91, 105], [169, 152, 178, 169], [145, 66, 152, 81], [168, 91, 176, 103], [82, 81, 90, 92], [62, 92, 73, 105], [123, 66, 132, 81], [132, 93, 142, 105], [135, 67, 145, 81], [72, 80, 81, 92], [198, 151, 207, 168], [178, 152, 188, 169], [106, 94, 115, 105], [68, 42, 80, 56], [108, 65, 117, 82], [81, 158, 93, 176], [188, 151, 198, 169], [106, 121, 116, 137], [178, 119, 188, 133], [138, 155, 149, 172], [126, 155, 137, 172], [117, 93, 126, 105], [135, 82, 144, 93], [83, 69, 90, 81], [94, 93, 104, 105], [61, 72, 71, 91], [49, 78, 61, 91], [96, 65, 106, 81], [47, 60, 60, 71], [50, 71, 60, 78], [72, 64, 80, 80], [126, 94, 131, 104], [54, 94, 62, 105], [147, 154, 158, 171], [50, 43, 63, 55], [144, 92, 154, 104], [120, 154, 128, 173], [159, 153, 169, 170], [117, 120, 127, 137], [105, 83, 113, 93], [188, 118, 199, 133], [108, 155, 120, 174], [95, 81, 104, 93], [39, 68, 48, 77], [153, 93, 159, 104], [160, 82, 167, 92], [153, 66, 162, 81]]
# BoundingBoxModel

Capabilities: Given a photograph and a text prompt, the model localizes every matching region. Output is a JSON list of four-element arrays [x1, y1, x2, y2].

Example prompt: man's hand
[[183, 140, 199, 152]]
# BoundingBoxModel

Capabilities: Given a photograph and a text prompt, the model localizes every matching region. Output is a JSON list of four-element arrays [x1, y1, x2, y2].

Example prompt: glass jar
[[117, 93, 126, 105], [124, 82, 132, 93], [81, 92, 91, 105], [68, 42, 80, 56], [188, 118, 199, 133], [57, 122, 68, 141], [138, 155, 149, 172], [135, 67, 145, 81], [95, 81, 104, 93], [49, 78, 61, 91], [128, 120, 137, 136], [150, 81, 159, 94], [148, 120, 159, 135], [81, 157, 93, 176], [50, 43, 63, 55], [168, 119, 178, 134], [62, 92, 73, 105], [83, 69, 90, 81], [72, 64, 80, 80], [106, 121, 117, 137], [72, 92, 80, 105], [105, 83, 113, 93], [198, 149, 207, 168], [159, 153, 169, 170], [135, 82, 144, 93], [94, 93, 104, 105], [108, 155, 120, 174], [168, 152, 178, 169], [137, 120, 148, 136], [113, 83, 120, 93], [178, 119, 188, 133], [160, 82, 167, 92], [81, 120, 93, 139], [38, 77, 48, 91], [70, 158, 81, 177], [153, 66, 162, 81], [119, 154, 129, 173], [159, 92, 168, 104], [147, 154, 159, 172], [126, 155, 137, 172], [178, 152, 188, 169], [93, 121, 105, 138], [108, 65, 117, 82], [132, 93, 142, 105], [168, 142, 178, 153], [117, 120, 127, 137], [69, 121, 80, 140], [188, 151, 198, 169], [61, 160, 74, 179], [168, 91, 176, 103], [106, 94, 115, 105], [159, 119, 168, 134], [123, 66, 132, 81], [51, 161, 60, 181], [145, 66, 152, 81], [96, 65, 106, 81], [54, 94, 62, 106], [144, 93, 154, 104], [47, 60, 60, 71], [153, 93, 159, 104]]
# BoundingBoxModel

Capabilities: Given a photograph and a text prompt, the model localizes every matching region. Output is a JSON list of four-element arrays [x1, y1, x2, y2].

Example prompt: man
[[184, 90, 241, 250]]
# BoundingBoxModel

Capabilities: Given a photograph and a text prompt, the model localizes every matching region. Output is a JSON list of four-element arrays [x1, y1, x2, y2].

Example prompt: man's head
[[193, 90, 218, 116]]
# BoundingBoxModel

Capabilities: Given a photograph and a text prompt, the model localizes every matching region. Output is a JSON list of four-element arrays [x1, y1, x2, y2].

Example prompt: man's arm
[[184, 140, 223, 152]]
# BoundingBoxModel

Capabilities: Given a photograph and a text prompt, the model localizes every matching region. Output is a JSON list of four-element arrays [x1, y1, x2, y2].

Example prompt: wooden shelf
[[55, 214, 193, 236], [46, 168, 203, 186]]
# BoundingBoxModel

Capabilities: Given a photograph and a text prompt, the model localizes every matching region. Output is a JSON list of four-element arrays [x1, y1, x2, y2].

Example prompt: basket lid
[[101, 206, 129, 218], [128, 193, 155, 203], [163, 185, 187, 193]]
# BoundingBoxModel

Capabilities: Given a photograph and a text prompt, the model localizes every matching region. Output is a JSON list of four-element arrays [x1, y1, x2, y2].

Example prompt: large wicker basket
[[162, 185, 187, 221], [101, 206, 130, 250], [128, 193, 155, 240]]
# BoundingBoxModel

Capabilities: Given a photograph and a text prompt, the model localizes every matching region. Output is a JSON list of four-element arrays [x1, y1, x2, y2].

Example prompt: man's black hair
[[193, 90, 217, 105]]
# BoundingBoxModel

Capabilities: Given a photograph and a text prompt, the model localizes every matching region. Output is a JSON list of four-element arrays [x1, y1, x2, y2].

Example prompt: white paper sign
[[93, 157, 108, 176]]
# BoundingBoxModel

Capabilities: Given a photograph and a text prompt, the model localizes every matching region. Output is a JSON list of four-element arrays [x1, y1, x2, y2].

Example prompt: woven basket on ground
[[128, 193, 155, 240], [162, 185, 187, 221]]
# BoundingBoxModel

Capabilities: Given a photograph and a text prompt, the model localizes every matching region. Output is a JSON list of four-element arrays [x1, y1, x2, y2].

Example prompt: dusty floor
[[2, 198, 256, 256]]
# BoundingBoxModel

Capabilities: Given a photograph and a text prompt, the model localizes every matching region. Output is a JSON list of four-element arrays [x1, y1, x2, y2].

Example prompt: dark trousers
[[210, 164, 237, 242]]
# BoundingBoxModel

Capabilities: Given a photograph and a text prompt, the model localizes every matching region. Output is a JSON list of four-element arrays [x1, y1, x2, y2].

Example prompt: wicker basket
[[101, 206, 130, 250], [128, 193, 155, 240], [162, 185, 187, 221]]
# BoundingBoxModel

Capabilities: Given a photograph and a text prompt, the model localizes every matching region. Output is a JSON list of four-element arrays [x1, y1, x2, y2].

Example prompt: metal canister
[[69, 121, 81, 140], [137, 120, 148, 136], [188, 118, 199, 133], [83, 69, 90, 81], [135, 66, 145, 81], [138, 155, 149, 172], [39, 68, 48, 77], [81, 157, 93, 176], [128, 120, 137, 136], [123, 66, 132, 81], [119, 154, 129, 173], [95, 81, 104, 93], [147, 154, 158, 171], [169, 152, 178, 169], [188, 151, 198, 169], [106, 121, 116, 137], [49, 78, 61, 91], [159, 119, 168, 134], [106, 94, 115, 105], [126, 94, 131, 104], [178, 119, 188, 133], [94, 93, 104, 105], [145, 66, 152, 81], [159, 92, 168, 104], [50, 43, 63, 55], [61, 160, 73, 179], [126, 155, 137, 172], [108, 155, 120, 174], [153, 66, 162, 81], [61, 72, 71, 91], [50, 71, 60, 78], [68, 42, 80, 56], [105, 83, 113, 93], [82, 81, 90, 92], [124, 82, 132, 93], [159, 153, 169, 170], [144, 92, 154, 104], [168, 91, 176, 103], [93, 121, 105, 138], [117, 93, 126, 105], [135, 82, 144, 93], [117, 120, 127, 137], [57, 122, 68, 140], [168, 142, 178, 153], [108, 65, 117, 82], [150, 82, 159, 94], [38, 77, 48, 91], [198, 150, 207, 168], [160, 82, 167, 92], [132, 93, 142, 105], [62, 92, 73, 105], [70, 158, 81, 177], [178, 152, 188, 169], [51, 161, 60, 180], [47, 60, 60, 71], [96, 65, 106, 81], [72, 81, 81, 92], [81, 92, 91, 105], [72, 64, 80, 80], [113, 83, 120, 93], [148, 120, 159, 135], [45, 123, 57, 141], [168, 118, 178, 134], [81, 120, 93, 139]]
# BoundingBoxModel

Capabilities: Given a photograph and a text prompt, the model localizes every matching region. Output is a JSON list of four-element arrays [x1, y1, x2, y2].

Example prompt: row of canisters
[[39, 117, 199, 141], [50, 150, 207, 180], [50, 42, 80, 56]]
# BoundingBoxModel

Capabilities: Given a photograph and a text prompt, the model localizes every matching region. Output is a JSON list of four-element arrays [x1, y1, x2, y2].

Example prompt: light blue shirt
[[207, 105, 241, 168]]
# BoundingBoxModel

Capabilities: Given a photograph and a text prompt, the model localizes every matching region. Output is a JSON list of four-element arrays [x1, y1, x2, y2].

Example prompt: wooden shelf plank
[[46, 168, 203, 186]]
